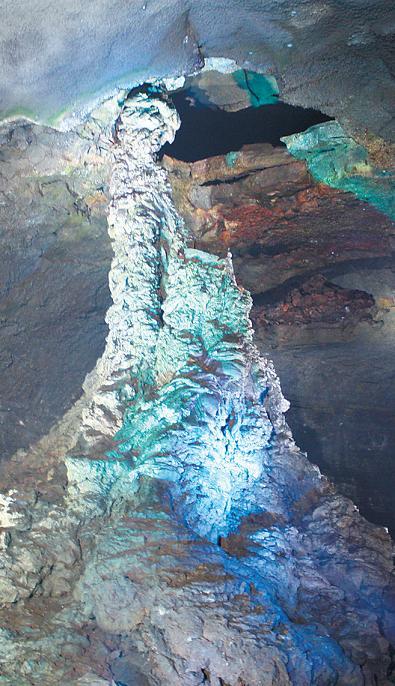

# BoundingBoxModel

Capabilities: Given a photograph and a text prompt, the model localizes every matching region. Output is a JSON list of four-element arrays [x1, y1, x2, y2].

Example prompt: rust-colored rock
[[165, 141, 395, 540], [165, 144, 394, 294], [253, 275, 377, 328]]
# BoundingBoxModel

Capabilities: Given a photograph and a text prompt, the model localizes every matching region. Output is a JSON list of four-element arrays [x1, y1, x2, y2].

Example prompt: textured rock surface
[[253, 274, 377, 327], [164, 144, 394, 293], [283, 121, 395, 220], [77, 88, 181, 454], [183, 69, 280, 111], [165, 142, 395, 534], [0, 90, 393, 686], [0, 0, 394, 148], [0, 99, 121, 457]]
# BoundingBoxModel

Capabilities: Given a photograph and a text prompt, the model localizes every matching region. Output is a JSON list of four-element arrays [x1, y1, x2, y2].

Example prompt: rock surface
[[164, 141, 395, 535], [282, 121, 395, 220], [182, 69, 280, 111], [0, 89, 394, 686], [0, 100, 119, 457], [253, 274, 377, 328], [0, 0, 394, 149]]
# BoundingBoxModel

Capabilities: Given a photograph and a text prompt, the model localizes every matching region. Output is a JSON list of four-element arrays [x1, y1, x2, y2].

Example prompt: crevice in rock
[[252, 256, 395, 305], [161, 87, 331, 162]]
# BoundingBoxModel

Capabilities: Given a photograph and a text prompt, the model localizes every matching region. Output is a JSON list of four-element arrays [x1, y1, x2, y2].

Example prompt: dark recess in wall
[[162, 89, 332, 162]]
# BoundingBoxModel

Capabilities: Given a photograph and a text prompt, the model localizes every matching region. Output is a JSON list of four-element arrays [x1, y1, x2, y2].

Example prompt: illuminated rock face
[[282, 122, 395, 221], [164, 142, 395, 535], [0, 90, 394, 686], [76, 91, 394, 682], [78, 91, 181, 449]]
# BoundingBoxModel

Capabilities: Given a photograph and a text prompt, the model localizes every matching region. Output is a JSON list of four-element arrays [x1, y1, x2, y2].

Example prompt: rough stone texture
[[183, 69, 279, 111], [163, 145, 394, 292], [165, 143, 395, 535], [282, 121, 395, 221], [260, 265, 395, 535], [77, 89, 181, 455], [253, 274, 377, 327], [0, 100, 119, 457], [0, 0, 394, 148], [0, 91, 394, 686]]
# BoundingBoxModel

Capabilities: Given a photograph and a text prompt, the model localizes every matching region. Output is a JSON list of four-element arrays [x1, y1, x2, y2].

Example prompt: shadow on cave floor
[[161, 89, 331, 162]]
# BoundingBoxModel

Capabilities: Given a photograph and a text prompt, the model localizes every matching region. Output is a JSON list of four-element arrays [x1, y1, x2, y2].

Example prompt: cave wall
[[0, 106, 114, 456], [0, 2, 394, 679]]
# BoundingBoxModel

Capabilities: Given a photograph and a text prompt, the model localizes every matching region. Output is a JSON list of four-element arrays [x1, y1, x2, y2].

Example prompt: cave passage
[[161, 88, 332, 162]]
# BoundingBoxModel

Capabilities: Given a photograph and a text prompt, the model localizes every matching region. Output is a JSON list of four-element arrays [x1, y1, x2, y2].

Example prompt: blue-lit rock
[[0, 90, 393, 685], [88, 91, 394, 682], [282, 121, 395, 220]]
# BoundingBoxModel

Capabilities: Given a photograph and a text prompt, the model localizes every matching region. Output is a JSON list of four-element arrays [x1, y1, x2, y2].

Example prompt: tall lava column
[[79, 90, 181, 449], [67, 88, 394, 685]]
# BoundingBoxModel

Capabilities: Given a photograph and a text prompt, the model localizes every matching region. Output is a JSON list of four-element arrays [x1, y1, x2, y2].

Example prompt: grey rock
[[0, 92, 393, 686], [0, 1, 394, 145], [0, 101, 117, 457]]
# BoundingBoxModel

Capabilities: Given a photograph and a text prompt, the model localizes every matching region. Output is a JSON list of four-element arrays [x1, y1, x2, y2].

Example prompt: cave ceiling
[[1, 0, 395, 143]]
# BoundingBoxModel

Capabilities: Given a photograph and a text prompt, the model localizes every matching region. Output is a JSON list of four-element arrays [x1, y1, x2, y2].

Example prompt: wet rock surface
[[165, 143, 395, 534]]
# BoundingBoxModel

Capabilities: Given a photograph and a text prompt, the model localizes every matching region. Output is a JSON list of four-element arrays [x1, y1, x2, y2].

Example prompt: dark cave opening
[[162, 88, 332, 162]]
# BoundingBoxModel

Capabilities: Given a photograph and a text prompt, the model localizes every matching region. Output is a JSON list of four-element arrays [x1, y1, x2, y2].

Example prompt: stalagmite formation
[[163, 139, 395, 534], [0, 89, 394, 686], [79, 89, 181, 449]]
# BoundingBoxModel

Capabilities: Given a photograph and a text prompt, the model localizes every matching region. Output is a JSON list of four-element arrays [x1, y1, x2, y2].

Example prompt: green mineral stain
[[225, 151, 239, 168], [0, 105, 39, 124], [233, 70, 279, 107], [282, 121, 395, 220], [0, 67, 140, 128]]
